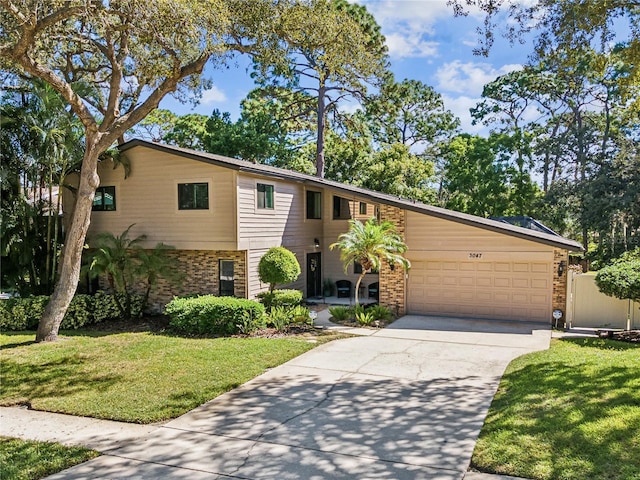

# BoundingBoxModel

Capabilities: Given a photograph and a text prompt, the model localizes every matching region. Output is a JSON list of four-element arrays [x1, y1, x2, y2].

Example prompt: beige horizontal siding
[[406, 211, 553, 252], [78, 147, 237, 250]]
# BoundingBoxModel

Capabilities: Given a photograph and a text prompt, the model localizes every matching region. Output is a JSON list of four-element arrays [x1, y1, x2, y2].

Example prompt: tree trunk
[[36, 140, 101, 342], [354, 271, 366, 306], [315, 84, 326, 178]]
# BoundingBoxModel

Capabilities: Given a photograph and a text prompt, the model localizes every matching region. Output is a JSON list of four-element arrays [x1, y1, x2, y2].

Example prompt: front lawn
[[472, 337, 640, 480], [0, 330, 340, 423], [0, 437, 99, 480]]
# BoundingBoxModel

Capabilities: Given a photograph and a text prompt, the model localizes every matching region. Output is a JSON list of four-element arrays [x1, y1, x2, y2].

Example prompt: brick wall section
[[552, 248, 569, 327], [99, 250, 247, 312], [378, 205, 406, 317]]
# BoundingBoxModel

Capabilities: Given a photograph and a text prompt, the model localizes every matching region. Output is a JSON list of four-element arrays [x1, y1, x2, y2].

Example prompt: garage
[[403, 210, 581, 323], [407, 254, 552, 322]]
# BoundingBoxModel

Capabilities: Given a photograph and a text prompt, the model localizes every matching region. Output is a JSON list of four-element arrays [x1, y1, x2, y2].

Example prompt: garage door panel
[[408, 257, 552, 323], [513, 278, 529, 288]]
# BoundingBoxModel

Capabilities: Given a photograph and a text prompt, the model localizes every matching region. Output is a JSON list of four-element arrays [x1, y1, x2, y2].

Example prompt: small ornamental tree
[[595, 248, 640, 330], [258, 247, 301, 292]]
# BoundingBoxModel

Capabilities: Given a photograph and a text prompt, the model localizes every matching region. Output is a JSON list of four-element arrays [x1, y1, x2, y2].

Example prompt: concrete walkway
[[2, 313, 550, 479]]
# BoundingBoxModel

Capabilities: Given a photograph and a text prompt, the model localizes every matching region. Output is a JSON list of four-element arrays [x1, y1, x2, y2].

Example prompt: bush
[[329, 306, 351, 321], [290, 305, 311, 325], [366, 305, 393, 322], [165, 295, 266, 335], [355, 310, 375, 326], [268, 306, 291, 332], [256, 289, 303, 309], [258, 247, 301, 291], [0, 293, 144, 331]]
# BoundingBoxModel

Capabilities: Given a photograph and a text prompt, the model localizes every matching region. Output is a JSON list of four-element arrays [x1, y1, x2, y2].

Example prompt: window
[[333, 196, 351, 220], [257, 183, 274, 209], [219, 260, 235, 296], [306, 191, 322, 219], [93, 186, 116, 211], [359, 202, 367, 215], [178, 183, 209, 210]]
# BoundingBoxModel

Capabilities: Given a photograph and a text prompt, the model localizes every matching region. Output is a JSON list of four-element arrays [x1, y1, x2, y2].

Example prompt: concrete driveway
[[45, 315, 551, 479]]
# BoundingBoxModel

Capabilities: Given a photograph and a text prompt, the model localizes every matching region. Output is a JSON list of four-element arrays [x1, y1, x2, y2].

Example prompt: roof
[[119, 139, 584, 252]]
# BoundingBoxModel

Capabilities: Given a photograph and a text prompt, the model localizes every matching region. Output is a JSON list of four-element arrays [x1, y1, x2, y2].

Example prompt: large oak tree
[[0, 0, 309, 342]]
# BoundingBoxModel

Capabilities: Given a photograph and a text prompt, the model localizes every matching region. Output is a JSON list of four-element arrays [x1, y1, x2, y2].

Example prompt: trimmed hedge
[[0, 292, 144, 331], [165, 295, 266, 335], [256, 289, 303, 309]]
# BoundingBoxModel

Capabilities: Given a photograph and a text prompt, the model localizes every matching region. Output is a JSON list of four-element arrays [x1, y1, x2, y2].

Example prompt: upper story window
[[178, 182, 209, 210], [93, 186, 116, 211], [257, 183, 274, 209], [306, 191, 322, 219], [333, 196, 351, 220]]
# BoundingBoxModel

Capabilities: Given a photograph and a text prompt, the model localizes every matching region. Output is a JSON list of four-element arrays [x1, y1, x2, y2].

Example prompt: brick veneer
[[100, 249, 247, 312], [552, 248, 569, 327], [378, 205, 407, 316]]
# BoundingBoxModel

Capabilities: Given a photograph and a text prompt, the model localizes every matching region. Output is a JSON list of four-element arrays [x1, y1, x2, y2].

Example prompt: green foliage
[[257, 247, 301, 292], [0, 294, 141, 331], [329, 306, 351, 321], [355, 310, 375, 326], [256, 289, 303, 309], [267, 306, 291, 332], [359, 143, 437, 203], [366, 305, 393, 322], [595, 248, 640, 303], [290, 305, 311, 325], [165, 295, 266, 335], [84, 226, 180, 317], [265, 305, 311, 331]]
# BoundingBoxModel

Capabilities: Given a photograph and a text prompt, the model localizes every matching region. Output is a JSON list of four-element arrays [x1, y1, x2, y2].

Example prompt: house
[[65, 139, 583, 324]]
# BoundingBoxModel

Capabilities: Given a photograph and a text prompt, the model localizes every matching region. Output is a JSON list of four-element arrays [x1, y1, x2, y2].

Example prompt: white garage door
[[407, 258, 552, 322]]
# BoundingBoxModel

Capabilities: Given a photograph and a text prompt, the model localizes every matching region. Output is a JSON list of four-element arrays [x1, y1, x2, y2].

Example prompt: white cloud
[[442, 94, 485, 134], [200, 85, 227, 105], [386, 32, 439, 58], [435, 61, 523, 96]]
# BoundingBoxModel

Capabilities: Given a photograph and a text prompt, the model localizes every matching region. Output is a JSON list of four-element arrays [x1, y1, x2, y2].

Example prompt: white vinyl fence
[[567, 272, 639, 330]]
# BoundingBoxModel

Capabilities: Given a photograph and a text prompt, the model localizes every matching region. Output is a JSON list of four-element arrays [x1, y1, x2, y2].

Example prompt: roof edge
[[118, 139, 584, 252]]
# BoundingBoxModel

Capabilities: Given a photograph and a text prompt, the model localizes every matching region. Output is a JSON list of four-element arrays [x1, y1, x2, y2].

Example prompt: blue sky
[[160, 0, 536, 135]]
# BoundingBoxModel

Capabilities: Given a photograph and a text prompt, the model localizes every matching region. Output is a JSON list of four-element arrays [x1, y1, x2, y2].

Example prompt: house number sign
[[468, 252, 483, 259]]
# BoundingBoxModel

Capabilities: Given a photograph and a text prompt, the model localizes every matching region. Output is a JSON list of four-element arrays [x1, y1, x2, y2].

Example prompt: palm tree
[[136, 243, 183, 310], [330, 218, 410, 305], [85, 225, 146, 318]]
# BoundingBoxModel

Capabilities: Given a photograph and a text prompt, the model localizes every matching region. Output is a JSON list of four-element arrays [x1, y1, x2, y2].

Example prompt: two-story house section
[[65, 139, 582, 324]]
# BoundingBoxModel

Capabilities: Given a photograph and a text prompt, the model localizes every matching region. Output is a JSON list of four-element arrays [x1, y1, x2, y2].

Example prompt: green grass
[[471, 337, 640, 480], [0, 330, 338, 423], [0, 437, 99, 480]]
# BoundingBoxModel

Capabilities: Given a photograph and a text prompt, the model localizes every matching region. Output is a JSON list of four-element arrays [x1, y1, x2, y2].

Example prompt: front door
[[306, 252, 322, 298]]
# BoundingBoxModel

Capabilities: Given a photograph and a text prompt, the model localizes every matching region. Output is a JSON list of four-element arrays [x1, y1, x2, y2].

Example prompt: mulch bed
[[611, 330, 640, 343]]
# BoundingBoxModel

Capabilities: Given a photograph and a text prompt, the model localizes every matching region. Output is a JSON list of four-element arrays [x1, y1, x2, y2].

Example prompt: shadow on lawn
[[473, 338, 639, 480], [1, 355, 122, 407]]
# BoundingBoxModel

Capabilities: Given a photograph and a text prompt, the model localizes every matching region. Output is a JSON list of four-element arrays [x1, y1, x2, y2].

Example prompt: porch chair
[[336, 280, 352, 298], [368, 282, 379, 300]]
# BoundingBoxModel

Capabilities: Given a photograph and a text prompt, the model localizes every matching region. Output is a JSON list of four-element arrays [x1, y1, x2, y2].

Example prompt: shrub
[[0, 293, 145, 331], [268, 306, 292, 332], [366, 305, 393, 322], [258, 247, 301, 292], [165, 295, 265, 335], [329, 306, 351, 321], [257, 289, 303, 309], [236, 310, 266, 335], [290, 305, 311, 325], [355, 310, 375, 326]]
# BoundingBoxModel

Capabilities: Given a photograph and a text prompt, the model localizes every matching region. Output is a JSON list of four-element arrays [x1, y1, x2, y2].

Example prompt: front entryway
[[306, 252, 322, 298]]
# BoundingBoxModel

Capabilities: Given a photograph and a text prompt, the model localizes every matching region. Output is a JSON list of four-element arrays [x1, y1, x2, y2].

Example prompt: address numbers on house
[[468, 252, 483, 259]]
